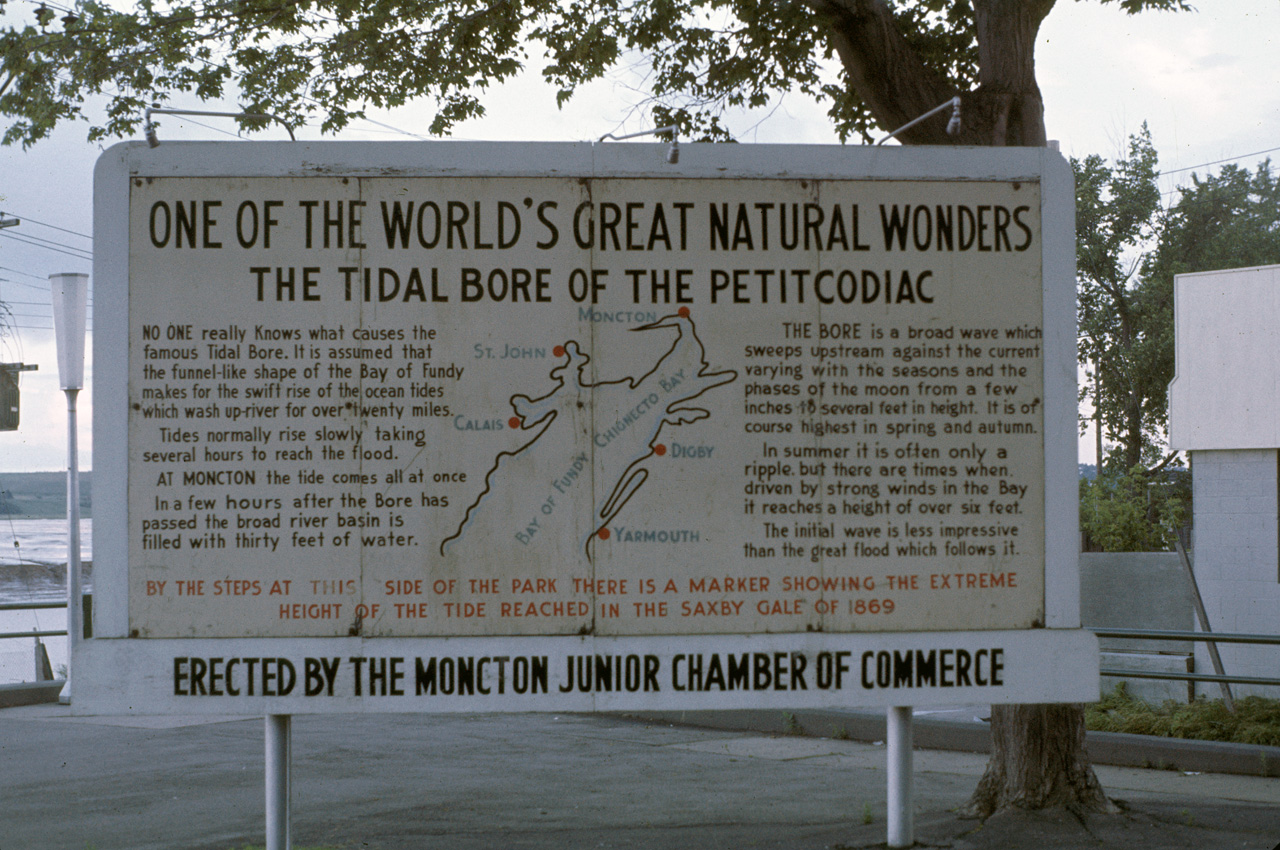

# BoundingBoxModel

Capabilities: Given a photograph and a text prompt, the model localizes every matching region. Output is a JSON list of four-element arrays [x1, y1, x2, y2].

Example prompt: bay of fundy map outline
[[441, 309, 737, 565]]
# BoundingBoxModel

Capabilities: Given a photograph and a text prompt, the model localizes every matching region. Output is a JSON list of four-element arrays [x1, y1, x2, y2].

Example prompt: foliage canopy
[[1146, 159, 1280, 294], [1074, 125, 1167, 473], [0, 0, 1188, 148], [1079, 465, 1188, 552], [1076, 129, 1280, 476], [1075, 131, 1279, 551]]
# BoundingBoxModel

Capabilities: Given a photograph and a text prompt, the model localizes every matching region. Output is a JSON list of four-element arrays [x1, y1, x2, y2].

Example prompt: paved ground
[[1, 704, 1278, 850]]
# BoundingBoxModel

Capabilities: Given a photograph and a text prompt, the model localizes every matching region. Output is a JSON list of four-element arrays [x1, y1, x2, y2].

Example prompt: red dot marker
[[553, 345, 565, 357], [654, 444, 667, 456], [678, 306, 691, 318], [597, 527, 610, 540], [508, 417, 522, 430]]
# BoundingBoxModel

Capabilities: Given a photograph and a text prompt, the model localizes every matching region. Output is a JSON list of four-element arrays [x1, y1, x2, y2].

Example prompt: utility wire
[[0, 210, 91, 241], [0, 228, 92, 256], [149, 113, 256, 141], [0, 230, 93, 256], [5, 300, 95, 310], [0, 233, 93, 261], [1160, 145, 1280, 177], [0, 265, 47, 281], [0, 278, 58, 292]]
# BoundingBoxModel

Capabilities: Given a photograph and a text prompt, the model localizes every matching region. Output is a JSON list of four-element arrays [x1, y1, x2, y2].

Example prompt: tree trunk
[[815, 0, 1109, 822], [1124, 392, 1144, 471], [813, 0, 1055, 145], [810, 0, 959, 143], [966, 704, 1116, 818], [963, 0, 1053, 146]]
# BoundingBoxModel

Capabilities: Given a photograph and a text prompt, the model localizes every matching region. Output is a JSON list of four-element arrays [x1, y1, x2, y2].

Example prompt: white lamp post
[[51, 272, 88, 704]]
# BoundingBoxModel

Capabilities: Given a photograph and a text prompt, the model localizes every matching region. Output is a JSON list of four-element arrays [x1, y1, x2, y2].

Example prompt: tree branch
[[1142, 451, 1182, 475], [805, 0, 958, 144]]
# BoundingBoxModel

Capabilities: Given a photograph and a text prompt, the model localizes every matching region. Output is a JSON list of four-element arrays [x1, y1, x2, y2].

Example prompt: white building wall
[[1169, 265, 1280, 450], [1169, 266, 1280, 700], [1189, 450, 1280, 699]]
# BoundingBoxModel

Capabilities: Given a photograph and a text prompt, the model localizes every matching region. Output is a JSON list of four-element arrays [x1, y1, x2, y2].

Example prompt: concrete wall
[[1189, 450, 1280, 699], [1079, 552, 1194, 703], [1080, 552, 1193, 641]]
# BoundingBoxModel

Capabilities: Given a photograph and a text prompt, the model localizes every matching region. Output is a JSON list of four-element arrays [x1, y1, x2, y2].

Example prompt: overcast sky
[[1, 0, 1277, 472]]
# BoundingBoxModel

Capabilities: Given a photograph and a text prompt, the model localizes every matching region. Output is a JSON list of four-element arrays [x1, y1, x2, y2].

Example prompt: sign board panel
[[1, 367, 20, 430], [81, 141, 1093, 713]]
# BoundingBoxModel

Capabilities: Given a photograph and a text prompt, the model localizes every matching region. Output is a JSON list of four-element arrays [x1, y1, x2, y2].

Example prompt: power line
[[0, 210, 91, 241], [148, 112, 256, 141], [0, 230, 93, 257], [1161, 145, 1280, 177], [4, 324, 93, 334], [0, 297, 94, 314], [0, 305, 95, 316], [0, 227, 93, 255], [1158, 157, 1275, 199], [0, 232, 93, 261], [177, 43, 433, 142], [346, 113, 432, 142], [0, 265, 46, 281], [0, 278, 55, 292], [15, 0, 77, 11]]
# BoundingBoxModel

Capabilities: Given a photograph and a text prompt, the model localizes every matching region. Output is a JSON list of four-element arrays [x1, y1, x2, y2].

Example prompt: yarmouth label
[[127, 174, 1045, 639]]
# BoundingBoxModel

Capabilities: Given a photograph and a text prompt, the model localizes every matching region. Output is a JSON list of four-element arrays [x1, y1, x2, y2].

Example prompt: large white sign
[[81, 141, 1094, 713]]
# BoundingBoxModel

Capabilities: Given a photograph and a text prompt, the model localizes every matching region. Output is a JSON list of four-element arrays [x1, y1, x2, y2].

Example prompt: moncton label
[[125, 171, 1047, 640]]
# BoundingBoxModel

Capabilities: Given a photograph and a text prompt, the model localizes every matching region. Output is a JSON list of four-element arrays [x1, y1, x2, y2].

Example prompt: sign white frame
[[82, 140, 1092, 715]]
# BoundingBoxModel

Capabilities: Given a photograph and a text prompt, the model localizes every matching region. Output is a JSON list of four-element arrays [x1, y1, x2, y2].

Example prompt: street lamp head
[[50, 273, 89, 390], [946, 98, 962, 136]]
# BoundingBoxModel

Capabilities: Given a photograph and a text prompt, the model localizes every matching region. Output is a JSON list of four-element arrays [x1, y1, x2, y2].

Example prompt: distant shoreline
[[0, 562, 94, 583], [0, 470, 92, 520]]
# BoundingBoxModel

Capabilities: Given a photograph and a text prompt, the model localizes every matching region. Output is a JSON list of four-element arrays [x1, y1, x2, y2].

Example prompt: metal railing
[[0, 600, 69, 640], [0, 598, 72, 684], [1093, 627, 1280, 692]]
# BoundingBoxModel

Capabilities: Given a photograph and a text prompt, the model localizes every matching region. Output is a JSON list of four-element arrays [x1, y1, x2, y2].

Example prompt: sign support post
[[59, 385, 82, 700], [886, 705, 914, 848], [266, 714, 292, 850], [51, 272, 88, 704]]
